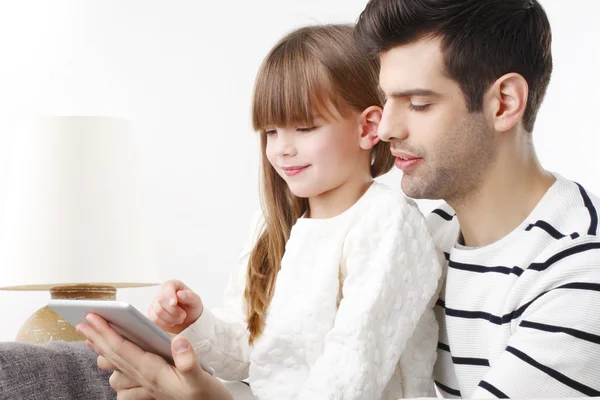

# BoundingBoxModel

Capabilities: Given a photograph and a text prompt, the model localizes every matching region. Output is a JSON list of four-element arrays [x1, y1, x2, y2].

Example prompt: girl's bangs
[[252, 45, 345, 132]]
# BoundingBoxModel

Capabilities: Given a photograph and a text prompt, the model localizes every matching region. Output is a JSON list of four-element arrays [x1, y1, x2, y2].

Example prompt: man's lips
[[392, 152, 422, 171]]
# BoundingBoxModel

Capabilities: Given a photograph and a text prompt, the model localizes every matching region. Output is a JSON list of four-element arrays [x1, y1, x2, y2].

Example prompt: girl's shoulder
[[361, 181, 422, 217], [343, 181, 430, 241]]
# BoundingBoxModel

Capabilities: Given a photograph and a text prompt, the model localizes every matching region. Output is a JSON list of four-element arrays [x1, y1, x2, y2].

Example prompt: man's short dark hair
[[355, 0, 553, 133]]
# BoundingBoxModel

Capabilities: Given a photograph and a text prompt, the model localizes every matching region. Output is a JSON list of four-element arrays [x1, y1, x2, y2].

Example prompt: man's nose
[[378, 105, 409, 142]]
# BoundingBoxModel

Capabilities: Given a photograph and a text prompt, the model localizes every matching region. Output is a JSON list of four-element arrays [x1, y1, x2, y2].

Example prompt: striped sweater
[[429, 173, 600, 398]]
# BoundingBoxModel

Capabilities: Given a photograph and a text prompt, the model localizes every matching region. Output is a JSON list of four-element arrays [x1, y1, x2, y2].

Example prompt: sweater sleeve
[[179, 211, 264, 381], [297, 195, 443, 399], [471, 236, 600, 398], [398, 281, 442, 398]]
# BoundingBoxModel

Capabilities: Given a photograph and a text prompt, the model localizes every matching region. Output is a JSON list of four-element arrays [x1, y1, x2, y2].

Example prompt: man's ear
[[485, 72, 528, 132], [358, 106, 383, 150]]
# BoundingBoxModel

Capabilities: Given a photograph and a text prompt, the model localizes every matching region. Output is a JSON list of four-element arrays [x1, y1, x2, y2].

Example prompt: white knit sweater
[[180, 182, 443, 400]]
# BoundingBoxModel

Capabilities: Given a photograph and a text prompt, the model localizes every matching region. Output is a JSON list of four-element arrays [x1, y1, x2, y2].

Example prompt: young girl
[[149, 24, 442, 400]]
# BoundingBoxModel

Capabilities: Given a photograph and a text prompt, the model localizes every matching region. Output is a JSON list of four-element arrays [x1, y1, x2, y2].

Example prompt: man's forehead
[[378, 37, 446, 92]]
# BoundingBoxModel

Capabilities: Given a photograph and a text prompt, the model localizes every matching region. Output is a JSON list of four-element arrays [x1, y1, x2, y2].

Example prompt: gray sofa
[[0, 341, 114, 400]]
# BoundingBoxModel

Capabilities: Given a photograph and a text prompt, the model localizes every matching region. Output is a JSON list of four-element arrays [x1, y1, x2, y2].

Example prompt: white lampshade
[[0, 116, 160, 290]]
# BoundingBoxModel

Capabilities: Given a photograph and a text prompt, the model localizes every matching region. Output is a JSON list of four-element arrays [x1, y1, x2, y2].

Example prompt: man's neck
[[450, 148, 556, 248]]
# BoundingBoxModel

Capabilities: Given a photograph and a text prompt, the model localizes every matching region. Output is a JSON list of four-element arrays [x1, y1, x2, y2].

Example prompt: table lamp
[[0, 116, 160, 343]]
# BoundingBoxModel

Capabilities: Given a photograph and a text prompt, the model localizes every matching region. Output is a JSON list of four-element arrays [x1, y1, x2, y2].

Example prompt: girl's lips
[[395, 157, 421, 171], [282, 165, 310, 176]]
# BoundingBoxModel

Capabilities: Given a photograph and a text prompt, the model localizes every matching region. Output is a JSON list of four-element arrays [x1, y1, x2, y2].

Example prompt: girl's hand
[[148, 280, 204, 334]]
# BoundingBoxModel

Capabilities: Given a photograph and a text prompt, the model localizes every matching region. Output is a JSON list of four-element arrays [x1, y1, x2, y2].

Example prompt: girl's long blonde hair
[[246, 24, 394, 343]]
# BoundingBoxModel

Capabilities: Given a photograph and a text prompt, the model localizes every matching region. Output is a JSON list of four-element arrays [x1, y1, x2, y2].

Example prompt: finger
[[109, 370, 141, 391], [171, 336, 207, 380], [151, 299, 185, 325], [97, 355, 118, 371], [162, 280, 187, 306], [146, 307, 163, 326], [84, 339, 96, 352], [176, 289, 200, 307], [80, 313, 173, 392], [116, 387, 154, 400], [157, 282, 188, 318], [148, 306, 179, 332], [171, 337, 232, 400], [77, 315, 143, 380], [77, 320, 127, 374]]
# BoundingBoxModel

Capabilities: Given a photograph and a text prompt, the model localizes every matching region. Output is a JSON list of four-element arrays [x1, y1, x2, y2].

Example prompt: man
[[79, 1, 600, 398], [355, 0, 600, 397]]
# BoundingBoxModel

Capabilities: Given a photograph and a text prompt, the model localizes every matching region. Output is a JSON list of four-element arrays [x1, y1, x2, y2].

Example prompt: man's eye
[[409, 104, 431, 111]]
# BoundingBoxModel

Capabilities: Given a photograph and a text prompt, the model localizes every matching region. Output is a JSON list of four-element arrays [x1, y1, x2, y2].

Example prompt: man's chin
[[400, 177, 437, 200]]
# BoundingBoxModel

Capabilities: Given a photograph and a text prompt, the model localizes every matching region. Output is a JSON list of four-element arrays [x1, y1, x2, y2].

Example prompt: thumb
[[171, 337, 201, 377], [177, 289, 200, 306]]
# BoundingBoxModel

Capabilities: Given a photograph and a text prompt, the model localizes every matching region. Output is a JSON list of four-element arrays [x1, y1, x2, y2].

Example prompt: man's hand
[[77, 313, 232, 400]]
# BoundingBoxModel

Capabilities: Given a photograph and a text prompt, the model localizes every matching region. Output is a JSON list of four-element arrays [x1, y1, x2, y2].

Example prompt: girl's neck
[[307, 174, 374, 219]]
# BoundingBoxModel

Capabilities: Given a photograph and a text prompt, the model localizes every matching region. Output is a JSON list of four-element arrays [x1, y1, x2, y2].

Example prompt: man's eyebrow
[[386, 89, 442, 98]]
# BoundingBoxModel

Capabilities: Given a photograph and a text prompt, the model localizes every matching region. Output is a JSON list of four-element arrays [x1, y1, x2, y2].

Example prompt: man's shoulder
[[532, 234, 600, 275], [570, 179, 600, 235], [531, 175, 599, 238]]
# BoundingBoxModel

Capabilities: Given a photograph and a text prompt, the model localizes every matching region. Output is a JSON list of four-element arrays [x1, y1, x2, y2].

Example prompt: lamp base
[[15, 285, 117, 344]]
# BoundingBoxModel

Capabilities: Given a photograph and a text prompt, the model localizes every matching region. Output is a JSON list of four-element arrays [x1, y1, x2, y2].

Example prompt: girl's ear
[[358, 106, 382, 150]]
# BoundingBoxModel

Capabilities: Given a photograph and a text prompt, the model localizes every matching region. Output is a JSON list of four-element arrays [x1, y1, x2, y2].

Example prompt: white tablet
[[48, 299, 215, 375]]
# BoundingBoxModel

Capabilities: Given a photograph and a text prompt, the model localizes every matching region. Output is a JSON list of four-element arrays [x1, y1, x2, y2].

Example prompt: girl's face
[[264, 110, 370, 200]]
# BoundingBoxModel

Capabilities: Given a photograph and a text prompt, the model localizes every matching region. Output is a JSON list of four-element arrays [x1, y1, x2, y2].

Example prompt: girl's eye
[[264, 129, 277, 136], [409, 103, 431, 112], [297, 126, 317, 133]]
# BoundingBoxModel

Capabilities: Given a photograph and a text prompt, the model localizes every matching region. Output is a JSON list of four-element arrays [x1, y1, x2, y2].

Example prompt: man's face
[[378, 37, 496, 202]]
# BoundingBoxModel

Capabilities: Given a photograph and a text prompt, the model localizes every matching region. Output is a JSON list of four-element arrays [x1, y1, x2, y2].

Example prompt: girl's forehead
[[258, 111, 349, 131]]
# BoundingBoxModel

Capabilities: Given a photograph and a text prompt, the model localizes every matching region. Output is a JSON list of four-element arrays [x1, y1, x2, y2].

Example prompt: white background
[[0, 0, 598, 342]]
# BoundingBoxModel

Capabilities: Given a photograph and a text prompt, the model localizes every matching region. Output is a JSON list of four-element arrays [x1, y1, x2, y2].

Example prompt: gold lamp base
[[16, 285, 117, 344]]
